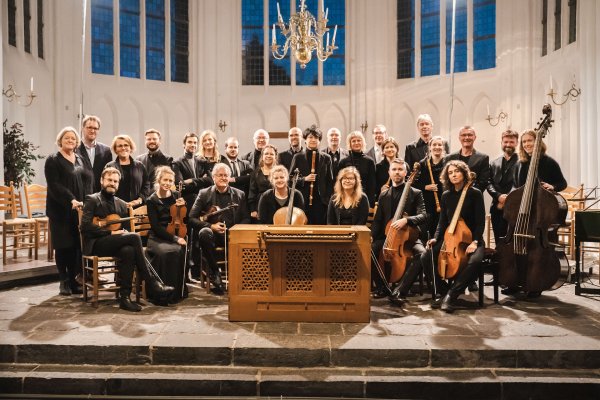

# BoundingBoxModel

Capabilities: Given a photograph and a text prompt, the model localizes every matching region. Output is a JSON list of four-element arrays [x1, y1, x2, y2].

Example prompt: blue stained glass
[[171, 0, 189, 83], [296, 0, 318, 86], [421, 0, 440, 76], [269, 0, 291, 85], [446, 0, 467, 74], [91, 0, 114, 75], [397, 0, 415, 79], [323, 0, 345, 86], [473, 0, 496, 70], [146, 0, 165, 81], [242, 0, 263, 85], [120, 0, 140, 78]]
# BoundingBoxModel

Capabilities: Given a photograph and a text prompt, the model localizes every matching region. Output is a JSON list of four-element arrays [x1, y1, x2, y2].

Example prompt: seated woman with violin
[[145, 166, 188, 304], [421, 160, 485, 313], [257, 165, 306, 224], [327, 167, 370, 225]]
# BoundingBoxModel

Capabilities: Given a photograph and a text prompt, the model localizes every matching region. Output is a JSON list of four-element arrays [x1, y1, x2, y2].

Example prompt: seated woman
[[257, 165, 305, 224], [420, 160, 485, 313], [248, 144, 279, 221], [146, 166, 188, 304], [327, 166, 370, 225]]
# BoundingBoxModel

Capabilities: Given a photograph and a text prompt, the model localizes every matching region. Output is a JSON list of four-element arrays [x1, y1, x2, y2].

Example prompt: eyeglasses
[[116, 144, 130, 148], [341, 177, 356, 181], [214, 173, 230, 178], [86, 126, 99, 131]]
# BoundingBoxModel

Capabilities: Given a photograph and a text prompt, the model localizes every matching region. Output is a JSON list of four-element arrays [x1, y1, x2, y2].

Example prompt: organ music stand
[[575, 209, 600, 295]]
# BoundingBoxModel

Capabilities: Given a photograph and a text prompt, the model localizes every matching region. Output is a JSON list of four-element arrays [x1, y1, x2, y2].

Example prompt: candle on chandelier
[[325, 8, 328, 20], [277, 2, 282, 22], [549, 75, 553, 91], [272, 24, 276, 45], [332, 25, 337, 46], [321, 0, 325, 15], [326, 32, 330, 49], [30, 77, 34, 92], [487, 104, 490, 116]]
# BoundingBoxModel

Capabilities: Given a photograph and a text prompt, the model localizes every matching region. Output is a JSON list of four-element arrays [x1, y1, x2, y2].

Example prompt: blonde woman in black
[[327, 166, 370, 225]]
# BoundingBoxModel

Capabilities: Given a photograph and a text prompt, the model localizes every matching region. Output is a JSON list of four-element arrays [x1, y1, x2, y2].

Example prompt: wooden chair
[[129, 205, 151, 299], [23, 184, 53, 261], [558, 184, 585, 259], [1, 183, 39, 264], [366, 203, 378, 230]]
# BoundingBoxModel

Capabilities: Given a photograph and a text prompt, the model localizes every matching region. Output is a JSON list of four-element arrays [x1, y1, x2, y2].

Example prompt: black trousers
[[490, 206, 508, 246], [196, 227, 225, 274], [55, 247, 81, 288], [371, 239, 425, 293]]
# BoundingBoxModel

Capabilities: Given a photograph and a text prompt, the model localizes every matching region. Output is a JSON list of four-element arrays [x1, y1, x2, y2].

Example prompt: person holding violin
[[81, 167, 175, 312], [338, 131, 377, 207], [371, 158, 427, 301], [327, 167, 370, 225], [248, 144, 279, 221], [375, 137, 401, 199], [146, 166, 188, 304], [422, 160, 486, 313], [258, 165, 306, 224], [189, 163, 250, 294]]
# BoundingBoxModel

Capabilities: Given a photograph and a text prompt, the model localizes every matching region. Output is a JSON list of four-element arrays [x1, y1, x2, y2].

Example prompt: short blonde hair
[[346, 131, 366, 152], [56, 127, 81, 148], [268, 165, 289, 186], [111, 134, 136, 153], [154, 165, 175, 186]]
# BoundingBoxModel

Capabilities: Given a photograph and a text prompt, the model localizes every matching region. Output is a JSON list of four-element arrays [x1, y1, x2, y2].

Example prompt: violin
[[199, 203, 239, 224], [378, 163, 421, 283], [167, 182, 187, 238], [438, 172, 476, 280], [273, 169, 308, 225], [92, 214, 137, 231]]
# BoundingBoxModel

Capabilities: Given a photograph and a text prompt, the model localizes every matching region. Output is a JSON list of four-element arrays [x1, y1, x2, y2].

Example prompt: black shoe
[[147, 280, 175, 296], [372, 289, 387, 299], [388, 294, 405, 307], [526, 291, 542, 298], [70, 284, 83, 295], [468, 282, 479, 292], [211, 285, 225, 295], [440, 294, 455, 313], [431, 296, 443, 309], [501, 287, 521, 296], [119, 295, 142, 312], [59, 280, 71, 296]]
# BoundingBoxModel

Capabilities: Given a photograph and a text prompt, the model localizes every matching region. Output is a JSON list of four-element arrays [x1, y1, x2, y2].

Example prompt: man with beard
[[404, 114, 450, 167], [487, 129, 519, 245], [278, 127, 303, 171], [77, 115, 113, 193], [81, 167, 174, 311], [242, 129, 270, 169], [366, 124, 388, 164], [172, 133, 213, 210], [220, 137, 253, 195], [323, 127, 348, 178], [136, 129, 173, 183]]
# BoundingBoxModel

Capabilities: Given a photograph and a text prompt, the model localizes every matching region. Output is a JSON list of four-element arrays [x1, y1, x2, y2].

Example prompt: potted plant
[[3, 119, 45, 188]]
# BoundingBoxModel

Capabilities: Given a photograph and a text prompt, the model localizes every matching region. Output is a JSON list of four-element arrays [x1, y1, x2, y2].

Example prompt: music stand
[[575, 210, 600, 295]]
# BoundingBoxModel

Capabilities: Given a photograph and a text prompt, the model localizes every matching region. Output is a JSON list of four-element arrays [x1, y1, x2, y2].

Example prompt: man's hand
[[391, 217, 408, 231], [111, 229, 126, 235], [211, 222, 226, 234], [304, 173, 317, 182]]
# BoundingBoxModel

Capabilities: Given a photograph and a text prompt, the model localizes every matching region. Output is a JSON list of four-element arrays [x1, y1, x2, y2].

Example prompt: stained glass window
[[120, 0, 140, 78], [445, 0, 467, 74], [91, 0, 114, 75], [37, 0, 44, 58], [473, 0, 495, 70], [23, 0, 31, 53], [171, 0, 189, 83], [323, 0, 345, 86], [568, 0, 576, 44], [242, 0, 264, 85], [397, 0, 415, 79], [146, 0, 165, 81], [269, 0, 291, 85], [421, 0, 440, 77], [296, 0, 319, 86]]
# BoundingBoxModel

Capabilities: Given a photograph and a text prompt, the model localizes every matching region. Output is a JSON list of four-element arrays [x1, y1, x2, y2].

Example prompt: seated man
[[81, 167, 174, 312], [189, 163, 250, 294]]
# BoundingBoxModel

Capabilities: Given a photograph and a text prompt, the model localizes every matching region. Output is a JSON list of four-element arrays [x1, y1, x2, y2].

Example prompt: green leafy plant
[[3, 119, 45, 188]]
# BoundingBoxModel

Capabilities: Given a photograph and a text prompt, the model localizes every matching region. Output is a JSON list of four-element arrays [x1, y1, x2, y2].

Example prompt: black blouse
[[327, 193, 370, 225], [248, 169, 272, 212], [338, 151, 377, 206], [434, 187, 486, 244], [514, 154, 567, 192], [413, 157, 445, 216], [146, 191, 182, 242]]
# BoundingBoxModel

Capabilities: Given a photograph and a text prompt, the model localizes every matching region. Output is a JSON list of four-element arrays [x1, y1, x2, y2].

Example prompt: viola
[[199, 203, 239, 224], [497, 104, 569, 292], [92, 214, 137, 231], [166, 182, 187, 238], [378, 163, 421, 284], [438, 172, 476, 280], [273, 168, 308, 225]]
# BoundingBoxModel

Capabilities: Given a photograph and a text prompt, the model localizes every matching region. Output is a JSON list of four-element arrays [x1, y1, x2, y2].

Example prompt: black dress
[[248, 168, 272, 213], [105, 156, 151, 203], [413, 157, 445, 238], [338, 151, 377, 206], [257, 189, 305, 224], [146, 191, 188, 302]]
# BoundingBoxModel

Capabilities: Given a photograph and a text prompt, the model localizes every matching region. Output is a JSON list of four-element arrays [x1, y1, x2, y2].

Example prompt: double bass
[[273, 169, 308, 225], [379, 163, 421, 283], [497, 104, 568, 292]]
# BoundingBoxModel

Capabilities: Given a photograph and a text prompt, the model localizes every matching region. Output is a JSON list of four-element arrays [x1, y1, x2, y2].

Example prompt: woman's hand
[[466, 241, 478, 254], [426, 238, 437, 248], [175, 197, 186, 207]]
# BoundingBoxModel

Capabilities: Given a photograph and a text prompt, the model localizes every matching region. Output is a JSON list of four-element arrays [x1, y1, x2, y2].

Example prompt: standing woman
[[248, 144, 279, 220], [258, 165, 305, 224], [45, 127, 91, 295], [198, 129, 220, 173], [375, 137, 401, 199], [327, 167, 370, 225], [413, 135, 447, 238], [338, 131, 377, 206], [421, 160, 486, 313], [105, 135, 151, 208], [146, 166, 188, 304]]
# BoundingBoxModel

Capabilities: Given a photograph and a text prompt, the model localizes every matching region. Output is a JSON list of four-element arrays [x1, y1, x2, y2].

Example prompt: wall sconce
[[547, 83, 582, 106], [360, 121, 368, 134], [218, 120, 228, 133], [486, 106, 508, 127], [2, 79, 36, 107]]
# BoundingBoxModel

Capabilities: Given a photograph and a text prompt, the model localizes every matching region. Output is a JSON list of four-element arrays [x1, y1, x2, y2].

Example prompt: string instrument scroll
[[308, 151, 316, 206], [273, 169, 308, 225], [166, 182, 188, 238], [427, 157, 441, 213]]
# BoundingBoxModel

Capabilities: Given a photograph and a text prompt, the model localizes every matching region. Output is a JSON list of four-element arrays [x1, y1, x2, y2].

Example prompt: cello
[[273, 169, 308, 225], [497, 104, 568, 292], [379, 163, 421, 283], [438, 172, 476, 280]]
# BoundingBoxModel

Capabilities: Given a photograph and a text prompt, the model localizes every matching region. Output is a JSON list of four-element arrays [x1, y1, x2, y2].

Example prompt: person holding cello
[[327, 167, 370, 225], [81, 167, 175, 312], [371, 158, 427, 301], [145, 166, 188, 304], [188, 163, 250, 294], [422, 160, 486, 313], [258, 165, 306, 224]]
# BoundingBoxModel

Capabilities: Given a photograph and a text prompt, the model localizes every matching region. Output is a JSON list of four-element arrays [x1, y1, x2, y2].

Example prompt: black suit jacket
[[76, 142, 113, 193], [445, 149, 491, 193], [220, 155, 253, 195], [172, 154, 213, 207], [188, 185, 250, 230], [366, 146, 379, 163], [80, 192, 129, 255], [242, 149, 262, 169], [487, 153, 518, 206], [371, 185, 427, 242], [404, 138, 450, 168], [105, 157, 152, 203], [289, 150, 334, 206], [136, 150, 173, 183], [278, 147, 303, 172], [323, 147, 349, 179]]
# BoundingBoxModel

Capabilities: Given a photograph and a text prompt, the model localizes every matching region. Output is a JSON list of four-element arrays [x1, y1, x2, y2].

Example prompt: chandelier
[[271, 0, 338, 69]]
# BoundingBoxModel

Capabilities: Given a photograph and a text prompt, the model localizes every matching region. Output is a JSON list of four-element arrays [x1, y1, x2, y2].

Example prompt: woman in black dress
[[248, 144, 278, 220], [257, 165, 305, 224], [327, 166, 370, 225], [44, 127, 90, 295], [105, 135, 151, 207], [338, 131, 377, 206], [146, 166, 188, 304], [198, 129, 220, 173], [375, 137, 401, 199]]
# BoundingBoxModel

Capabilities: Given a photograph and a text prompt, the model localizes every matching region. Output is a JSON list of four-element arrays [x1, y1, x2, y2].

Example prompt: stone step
[[1, 364, 599, 399]]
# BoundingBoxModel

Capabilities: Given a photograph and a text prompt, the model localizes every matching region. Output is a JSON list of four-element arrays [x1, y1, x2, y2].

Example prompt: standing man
[[445, 126, 491, 193], [220, 137, 253, 195], [404, 114, 450, 167], [77, 115, 113, 193], [136, 129, 173, 183], [323, 127, 348, 179], [487, 130, 519, 245], [242, 129, 270, 169], [172, 133, 213, 210], [278, 127, 303, 171], [366, 124, 388, 164], [289, 125, 334, 225]]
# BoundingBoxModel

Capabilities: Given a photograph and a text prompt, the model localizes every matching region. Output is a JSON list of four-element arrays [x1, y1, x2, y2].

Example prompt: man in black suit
[[487, 129, 519, 245], [220, 137, 253, 196], [136, 129, 173, 184], [80, 167, 174, 311], [323, 127, 348, 179], [242, 129, 269, 169], [172, 132, 213, 210], [278, 127, 303, 171], [366, 124, 388, 164], [445, 126, 491, 193], [289, 125, 334, 225], [404, 114, 450, 167], [189, 163, 250, 294], [77, 115, 113, 193]]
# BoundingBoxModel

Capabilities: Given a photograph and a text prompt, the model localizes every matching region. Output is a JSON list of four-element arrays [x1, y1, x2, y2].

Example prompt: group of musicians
[[45, 112, 567, 312]]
